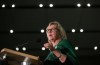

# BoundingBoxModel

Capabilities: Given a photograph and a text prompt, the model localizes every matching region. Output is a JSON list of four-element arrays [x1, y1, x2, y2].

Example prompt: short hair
[[47, 21, 67, 39]]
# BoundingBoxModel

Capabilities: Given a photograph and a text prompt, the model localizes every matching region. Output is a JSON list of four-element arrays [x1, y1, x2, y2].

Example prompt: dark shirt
[[44, 39, 78, 65]]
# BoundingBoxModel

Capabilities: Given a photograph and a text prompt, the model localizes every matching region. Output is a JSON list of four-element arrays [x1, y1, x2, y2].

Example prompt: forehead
[[47, 24, 57, 29]]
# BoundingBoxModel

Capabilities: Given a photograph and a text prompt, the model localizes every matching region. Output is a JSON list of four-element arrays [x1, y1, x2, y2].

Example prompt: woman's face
[[46, 25, 59, 41]]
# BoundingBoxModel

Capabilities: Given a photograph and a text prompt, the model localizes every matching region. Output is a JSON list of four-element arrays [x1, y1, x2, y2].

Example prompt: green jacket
[[45, 39, 78, 65]]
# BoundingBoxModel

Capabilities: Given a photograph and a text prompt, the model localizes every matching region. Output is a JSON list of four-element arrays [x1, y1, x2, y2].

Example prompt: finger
[[44, 43, 49, 49]]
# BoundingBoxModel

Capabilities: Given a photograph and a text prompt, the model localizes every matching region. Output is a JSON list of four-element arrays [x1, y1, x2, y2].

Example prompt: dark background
[[0, 0, 100, 65]]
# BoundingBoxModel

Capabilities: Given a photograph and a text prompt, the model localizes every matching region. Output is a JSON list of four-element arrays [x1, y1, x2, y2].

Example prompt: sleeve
[[55, 40, 78, 65]]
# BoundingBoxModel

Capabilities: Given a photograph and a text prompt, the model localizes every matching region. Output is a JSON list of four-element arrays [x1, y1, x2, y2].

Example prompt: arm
[[44, 42, 67, 63], [52, 49, 67, 63]]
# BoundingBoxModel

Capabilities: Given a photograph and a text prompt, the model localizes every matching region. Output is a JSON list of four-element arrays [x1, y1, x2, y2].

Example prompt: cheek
[[52, 32, 57, 37]]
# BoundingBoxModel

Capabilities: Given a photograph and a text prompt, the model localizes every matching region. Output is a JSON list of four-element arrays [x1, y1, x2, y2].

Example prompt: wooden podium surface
[[0, 48, 42, 65]]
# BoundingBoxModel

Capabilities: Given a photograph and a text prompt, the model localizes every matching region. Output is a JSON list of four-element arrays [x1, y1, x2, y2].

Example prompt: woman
[[43, 21, 78, 65]]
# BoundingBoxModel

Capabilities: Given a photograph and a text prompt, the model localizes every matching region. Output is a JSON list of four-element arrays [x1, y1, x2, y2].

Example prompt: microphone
[[16, 41, 33, 47], [15, 41, 32, 51]]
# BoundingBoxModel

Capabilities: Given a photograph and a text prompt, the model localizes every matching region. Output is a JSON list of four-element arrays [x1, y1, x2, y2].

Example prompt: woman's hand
[[44, 42, 55, 51]]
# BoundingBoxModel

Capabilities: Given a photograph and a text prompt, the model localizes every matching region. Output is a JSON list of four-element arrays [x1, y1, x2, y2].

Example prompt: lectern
[[0, 48, 42, 65]]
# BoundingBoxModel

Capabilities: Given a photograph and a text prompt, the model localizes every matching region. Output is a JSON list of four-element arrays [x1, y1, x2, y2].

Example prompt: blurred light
[[80, 29, 84, 32], [39, 4, 43, 7], [3, 54, 7, 59], [22, 57, 30, 65], [22, 47, 26, 51], [41, 29, 44, 33], [72, 29, 76, 32], [94, 46, 98, 50], [42, 47, 45, 50], [77, 3, 81, 7], [10, 29, 14, 33], [22, 62, 27, 65], [87, 3, 91, 7], [2, 4, 5, 8], [49, 4, 53, 7], [75, 46, 79, 50], [12, 4, 15, 8], [15, 47, 19, 51]]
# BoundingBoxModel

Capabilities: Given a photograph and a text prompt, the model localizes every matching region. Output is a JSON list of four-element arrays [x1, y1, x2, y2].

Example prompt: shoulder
[[59, 39, 74, 48], [60, 39, 71, 45]]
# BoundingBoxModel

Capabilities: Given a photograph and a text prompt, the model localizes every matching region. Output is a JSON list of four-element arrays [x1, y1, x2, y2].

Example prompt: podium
[[0, 48, 43, 65]]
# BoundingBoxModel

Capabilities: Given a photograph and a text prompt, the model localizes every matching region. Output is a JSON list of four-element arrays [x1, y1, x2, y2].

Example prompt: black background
[[0, 0, 100, 65]]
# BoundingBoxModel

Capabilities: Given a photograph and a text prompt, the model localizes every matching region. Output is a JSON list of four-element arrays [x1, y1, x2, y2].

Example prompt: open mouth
[[49, 34, 52, 37]]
